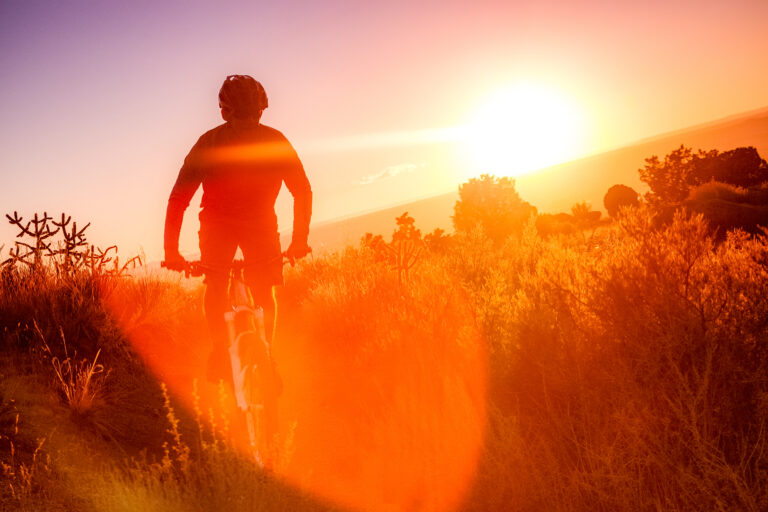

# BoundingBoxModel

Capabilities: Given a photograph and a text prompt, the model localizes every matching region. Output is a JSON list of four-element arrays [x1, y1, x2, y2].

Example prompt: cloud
[[357, 163, 426, 185]]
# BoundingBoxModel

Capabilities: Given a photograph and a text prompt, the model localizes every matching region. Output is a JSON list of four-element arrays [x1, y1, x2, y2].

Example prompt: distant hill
[[300, 193, 457, 252], [302, 106, 768, 252], [514, 105, 768, 214]]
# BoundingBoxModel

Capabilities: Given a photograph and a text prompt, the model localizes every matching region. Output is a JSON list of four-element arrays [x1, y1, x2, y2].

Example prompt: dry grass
[[33, 322, 108, 416]]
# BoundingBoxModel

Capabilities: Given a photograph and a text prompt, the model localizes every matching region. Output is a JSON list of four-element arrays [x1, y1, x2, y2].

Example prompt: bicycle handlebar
[[161, 251, 305, 278]]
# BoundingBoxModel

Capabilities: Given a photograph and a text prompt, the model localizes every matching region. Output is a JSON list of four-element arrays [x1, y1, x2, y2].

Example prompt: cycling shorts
[[198, 220, 283, 292]]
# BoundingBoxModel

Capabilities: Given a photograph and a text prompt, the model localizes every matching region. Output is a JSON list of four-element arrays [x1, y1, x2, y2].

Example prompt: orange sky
[[1, 0, 768, 259]]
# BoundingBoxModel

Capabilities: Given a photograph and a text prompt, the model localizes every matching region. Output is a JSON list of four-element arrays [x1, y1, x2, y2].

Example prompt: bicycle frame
[[223, 268, 277, 466], [162, 258, 280, 467]]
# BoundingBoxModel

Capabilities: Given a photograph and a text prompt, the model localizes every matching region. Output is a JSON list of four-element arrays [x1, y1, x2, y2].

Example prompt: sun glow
[[462, 83, 586, 178]]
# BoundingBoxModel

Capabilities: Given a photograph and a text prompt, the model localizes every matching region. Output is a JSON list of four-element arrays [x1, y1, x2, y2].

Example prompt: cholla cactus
[[4, 211, 59, 269], [385, 238, 423, 284], [359, 212, 426, 283], [51, 213, 90, 272], [2, 211, 141, 276], [387, 212, 424, 283]]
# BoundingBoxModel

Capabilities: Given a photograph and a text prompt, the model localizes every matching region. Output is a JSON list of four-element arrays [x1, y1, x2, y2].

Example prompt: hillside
[[300, 193, 458, 252], [305, 106, 768, 251], [515, 105, 768, 213]]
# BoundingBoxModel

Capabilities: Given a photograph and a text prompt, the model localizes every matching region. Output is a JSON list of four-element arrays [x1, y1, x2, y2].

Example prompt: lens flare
[[106, 271, 487, 512]]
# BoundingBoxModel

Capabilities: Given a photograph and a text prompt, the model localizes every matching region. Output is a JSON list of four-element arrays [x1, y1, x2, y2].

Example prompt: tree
[[391, 211, 422, 243], [603, 184, 639, 217], [453, 174, 537, 244], [361, 213, 425, 282], [639, 145, 768, 208], [424, 228, 452, 253], [688, 147, 768, 188], [570, 201, 601, 228], [639, 145, 711, 207]]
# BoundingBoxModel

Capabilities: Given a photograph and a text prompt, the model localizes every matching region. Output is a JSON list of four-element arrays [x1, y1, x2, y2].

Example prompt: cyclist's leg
[[241, 231, 284, 402], [240, 230, 283, 345], [240, 234, 283, 464], [199, 221, 238, 381], [251, 285, 276, 343]]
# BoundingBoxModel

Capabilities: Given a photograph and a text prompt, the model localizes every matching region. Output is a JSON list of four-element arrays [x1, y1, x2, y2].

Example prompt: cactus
[[4, 211, 59, 269], [2, 211, 142, 277], [385, 237, 423, 284]]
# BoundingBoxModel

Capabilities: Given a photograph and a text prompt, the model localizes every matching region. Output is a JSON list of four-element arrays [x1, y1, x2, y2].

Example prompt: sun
[[461, 83, 586, 178]]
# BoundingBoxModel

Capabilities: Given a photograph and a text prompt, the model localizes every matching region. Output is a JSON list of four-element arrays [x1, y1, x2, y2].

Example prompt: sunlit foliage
[[458, 207, 768, 511], [453, 174, 537, 244]]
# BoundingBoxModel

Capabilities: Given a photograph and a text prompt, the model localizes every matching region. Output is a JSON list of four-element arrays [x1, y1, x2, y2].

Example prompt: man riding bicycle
[[163, 75, 312, 381]]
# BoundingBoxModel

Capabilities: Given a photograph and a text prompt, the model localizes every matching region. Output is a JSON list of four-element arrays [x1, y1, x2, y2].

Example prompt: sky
[[2, 0, 768, 259]]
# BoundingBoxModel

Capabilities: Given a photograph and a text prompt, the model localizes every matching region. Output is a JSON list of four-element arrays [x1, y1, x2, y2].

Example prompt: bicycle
[[162, 255, 291, 467]]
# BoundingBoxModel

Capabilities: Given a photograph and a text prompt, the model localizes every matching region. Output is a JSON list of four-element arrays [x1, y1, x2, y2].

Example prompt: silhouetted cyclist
[[163, 75, 312, 381]]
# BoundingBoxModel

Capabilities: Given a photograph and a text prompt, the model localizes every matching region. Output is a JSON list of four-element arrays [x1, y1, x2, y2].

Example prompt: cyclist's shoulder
[[191, 123, 229, 148], [193, 122, 292, 149], [257, 124, 290, 141]]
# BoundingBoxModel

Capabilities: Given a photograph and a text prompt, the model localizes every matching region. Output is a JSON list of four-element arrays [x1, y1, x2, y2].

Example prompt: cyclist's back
[[168, 120, 310, 233]]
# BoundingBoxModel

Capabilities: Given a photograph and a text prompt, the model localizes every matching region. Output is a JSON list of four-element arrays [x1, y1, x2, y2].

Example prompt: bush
[[689, 146, 768, 188], [535, 212, 577, 237], [603, 184, 640, 217], [639, 146, 768, 208], [686, 181, 748, 203], [683, 181, 768, 235], [453, 174, 537, 244]]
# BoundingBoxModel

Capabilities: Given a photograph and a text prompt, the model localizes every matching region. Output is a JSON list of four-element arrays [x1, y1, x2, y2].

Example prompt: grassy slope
[[0, 269, 343, 512]]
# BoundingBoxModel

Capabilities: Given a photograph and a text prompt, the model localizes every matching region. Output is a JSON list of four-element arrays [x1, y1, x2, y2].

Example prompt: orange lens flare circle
[[274, 278, 487, 511], [108, 269, 487, 512]]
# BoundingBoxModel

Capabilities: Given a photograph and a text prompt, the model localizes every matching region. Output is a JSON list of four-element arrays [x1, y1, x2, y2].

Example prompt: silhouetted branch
[[3, 211, 142, 277]]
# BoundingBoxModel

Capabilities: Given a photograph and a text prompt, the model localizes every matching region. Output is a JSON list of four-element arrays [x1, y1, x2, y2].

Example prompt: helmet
[[218, 75, 268, 119]]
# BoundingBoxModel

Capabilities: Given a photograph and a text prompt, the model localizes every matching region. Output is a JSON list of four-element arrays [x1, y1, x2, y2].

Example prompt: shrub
[[639, 146, 768, 208], [535, 212, 577, 236], [603, 184, 640, 217], [570, 201, 601, 228], [685, 198, 768, 236], [686, 180, 747, 203], [453, 174, 537, 244], [688, 146, 768, 188]]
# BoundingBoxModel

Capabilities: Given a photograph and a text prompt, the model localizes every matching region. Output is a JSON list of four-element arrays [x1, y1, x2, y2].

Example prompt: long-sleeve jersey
[[164, 120, 312, 252]]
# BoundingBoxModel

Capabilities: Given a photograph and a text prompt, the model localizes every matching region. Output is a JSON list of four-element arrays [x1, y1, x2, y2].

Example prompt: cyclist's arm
[[282, 140, 312, 249], [164, 141, 204, 258]]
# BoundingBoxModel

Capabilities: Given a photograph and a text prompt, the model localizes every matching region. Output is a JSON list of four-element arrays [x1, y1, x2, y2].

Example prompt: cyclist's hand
[[163, 250, 188, 272], [285, 240, 312, 263]]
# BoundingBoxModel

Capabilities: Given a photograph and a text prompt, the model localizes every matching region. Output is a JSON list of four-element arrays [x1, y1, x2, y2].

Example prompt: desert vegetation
[[2, 145, 768, 511]]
